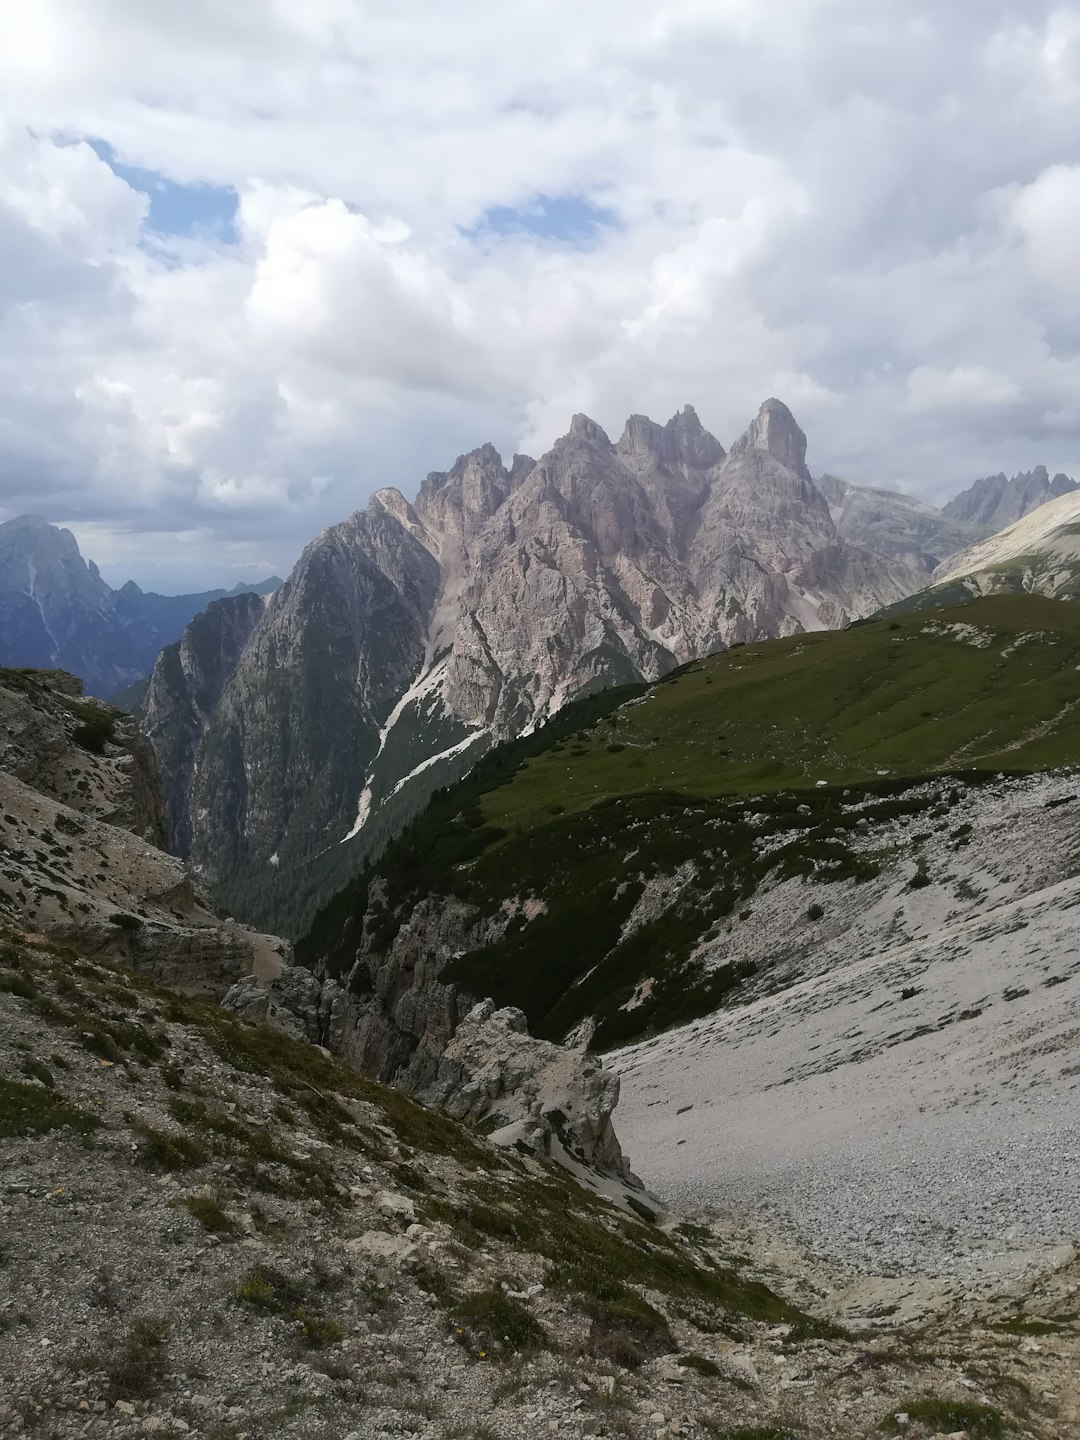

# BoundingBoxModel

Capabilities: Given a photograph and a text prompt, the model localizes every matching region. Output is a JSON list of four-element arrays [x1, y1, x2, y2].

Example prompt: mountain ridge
[[145, 398, 940, 935], [0, 512, 280, 696], [943, 463, 1078, 528]]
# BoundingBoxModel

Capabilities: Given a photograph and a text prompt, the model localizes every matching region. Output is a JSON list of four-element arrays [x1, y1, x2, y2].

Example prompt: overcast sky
[[2, 1, 1080, 588]]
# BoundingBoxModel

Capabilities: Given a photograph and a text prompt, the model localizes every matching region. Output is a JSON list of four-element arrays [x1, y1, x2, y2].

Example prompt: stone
[[375, 1190, 417, 1224], [344, 1231, 418, 1264]]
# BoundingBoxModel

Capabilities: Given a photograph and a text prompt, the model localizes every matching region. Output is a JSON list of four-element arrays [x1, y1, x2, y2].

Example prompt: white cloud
[[0, 0, 1079, 583]]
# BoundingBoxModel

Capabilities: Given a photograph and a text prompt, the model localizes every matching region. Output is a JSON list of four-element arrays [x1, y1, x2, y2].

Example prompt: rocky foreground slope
[[142, 399, 938, 937], [3, 933, 1079, 1440], [0, 667, 288, 997]]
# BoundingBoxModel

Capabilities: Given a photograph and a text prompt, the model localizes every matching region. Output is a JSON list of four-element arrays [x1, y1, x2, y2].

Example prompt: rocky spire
[[617, 405, 725, 470], [565, 413, 612, 446], [665, 404, 726, 468], [728, 398, 810, 479]]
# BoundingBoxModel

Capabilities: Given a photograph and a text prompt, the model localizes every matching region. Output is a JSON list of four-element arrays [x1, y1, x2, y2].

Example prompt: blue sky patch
[[88, 139, 238, 242], [466, 192, 620, 246]]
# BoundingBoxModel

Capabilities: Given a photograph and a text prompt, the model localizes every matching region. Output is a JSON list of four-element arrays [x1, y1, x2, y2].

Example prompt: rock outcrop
[[0, 666, 289, 996], [141, 591, 269, 855], [144, 398, 932, 937], [420, 1000, 634, 1182], [220, 966, 637, 1181], [819, 473, 981, 572]]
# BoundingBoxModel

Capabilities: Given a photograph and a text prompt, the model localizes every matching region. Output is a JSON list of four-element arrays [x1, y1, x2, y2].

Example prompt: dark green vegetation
[[62, 696, 118, 755], [303, 595, 1080, 1048], [450, 1289, 548, 1358], [0, 1076, 97, 1138], [881, 1398, 1006, 1438], [86, 1315, 171, 1401], [235, 1263, 344, 1349]]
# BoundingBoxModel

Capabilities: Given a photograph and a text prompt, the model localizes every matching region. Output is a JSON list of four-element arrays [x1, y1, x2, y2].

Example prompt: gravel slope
[[613, 771, 1080, 1297]]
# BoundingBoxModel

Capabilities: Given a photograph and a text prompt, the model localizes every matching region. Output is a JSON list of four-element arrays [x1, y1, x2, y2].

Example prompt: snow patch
[[387, 731, 486, 798]]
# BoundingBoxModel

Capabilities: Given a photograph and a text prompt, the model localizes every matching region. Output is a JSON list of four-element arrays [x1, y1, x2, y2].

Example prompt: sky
[[1, 2, 1080, 589]]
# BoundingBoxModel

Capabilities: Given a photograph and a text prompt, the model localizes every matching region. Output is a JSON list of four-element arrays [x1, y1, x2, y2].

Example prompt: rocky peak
[[728, 398, 810, 478], [369, 487, 419, 529], [509, 452, 536, 489], [665, 403, 726, 469], [613, 411, 722, 472], [944, 465, 1080, 527], [565, 413, 612, 447], [416, 443, 511, 534]]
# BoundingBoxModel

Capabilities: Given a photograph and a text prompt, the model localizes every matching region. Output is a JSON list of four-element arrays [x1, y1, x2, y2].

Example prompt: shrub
[[19, 1056, 54, 1088], [677, 1352, 721, 1376], [96, 1315, 169, 1400], [182, 1192, 236, 1235], [881, 1399, 1004, 1438], [236, 1264, 304, 1315], [133, 1123, 207, 1172], [0, 1078, 97, 1138], [807, 903, 824, 921], [298, 1314, 344, 1349], [451, 1289, 547, 1359], [585, 1291, 674, 1369]]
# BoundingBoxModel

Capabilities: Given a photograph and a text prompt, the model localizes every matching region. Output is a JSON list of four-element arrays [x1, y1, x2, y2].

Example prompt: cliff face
[[141, 591, 268, 856], [143, 398, 928, 937]]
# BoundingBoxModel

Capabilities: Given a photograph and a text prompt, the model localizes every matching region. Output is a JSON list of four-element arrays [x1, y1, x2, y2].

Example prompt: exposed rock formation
[[220, 968, 636, 1181], [0, 513, 280, 696], [145, 399, 931, 936], [0, 666, 289, 996], [420, 1000, 633, 1181], [141, 591, 269, 855], [943, 464, 1077, 529], [931, 486, 1080, 600], [819, 473, 980, 572]]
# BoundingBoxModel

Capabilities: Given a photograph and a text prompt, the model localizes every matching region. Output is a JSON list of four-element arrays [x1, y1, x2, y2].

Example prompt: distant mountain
[[818, 474, 982, 572], [143, 398, 930, 937], [934, 488, 1080, 597], [0, 514, 281, 696], [943, 465, 1077, 529]]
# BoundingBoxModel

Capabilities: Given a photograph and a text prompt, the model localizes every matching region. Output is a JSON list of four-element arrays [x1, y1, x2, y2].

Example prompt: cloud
[[0, 0, 1079, 583]]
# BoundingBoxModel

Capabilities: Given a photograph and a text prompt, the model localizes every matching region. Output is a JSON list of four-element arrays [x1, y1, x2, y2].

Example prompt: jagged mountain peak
[[943, 464, 1079, 528], [616, 404, 726, 471], [565, 412, 612, 446], [509, 452, 536, 487], [369, 487, 418, 527], [728, 397, 809, 477]]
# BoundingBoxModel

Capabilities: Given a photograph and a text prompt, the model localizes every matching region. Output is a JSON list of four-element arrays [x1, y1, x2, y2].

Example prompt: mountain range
[[142, 397, 974, 935], [4, 408, 1077, 937], [942, 463, 1078, 528], [0, 513, 281, 697]]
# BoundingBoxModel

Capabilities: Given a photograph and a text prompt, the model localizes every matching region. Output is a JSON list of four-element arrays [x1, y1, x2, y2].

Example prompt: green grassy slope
[[482, 594, 1080, 829], [302, 594, 1080, 1049]]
